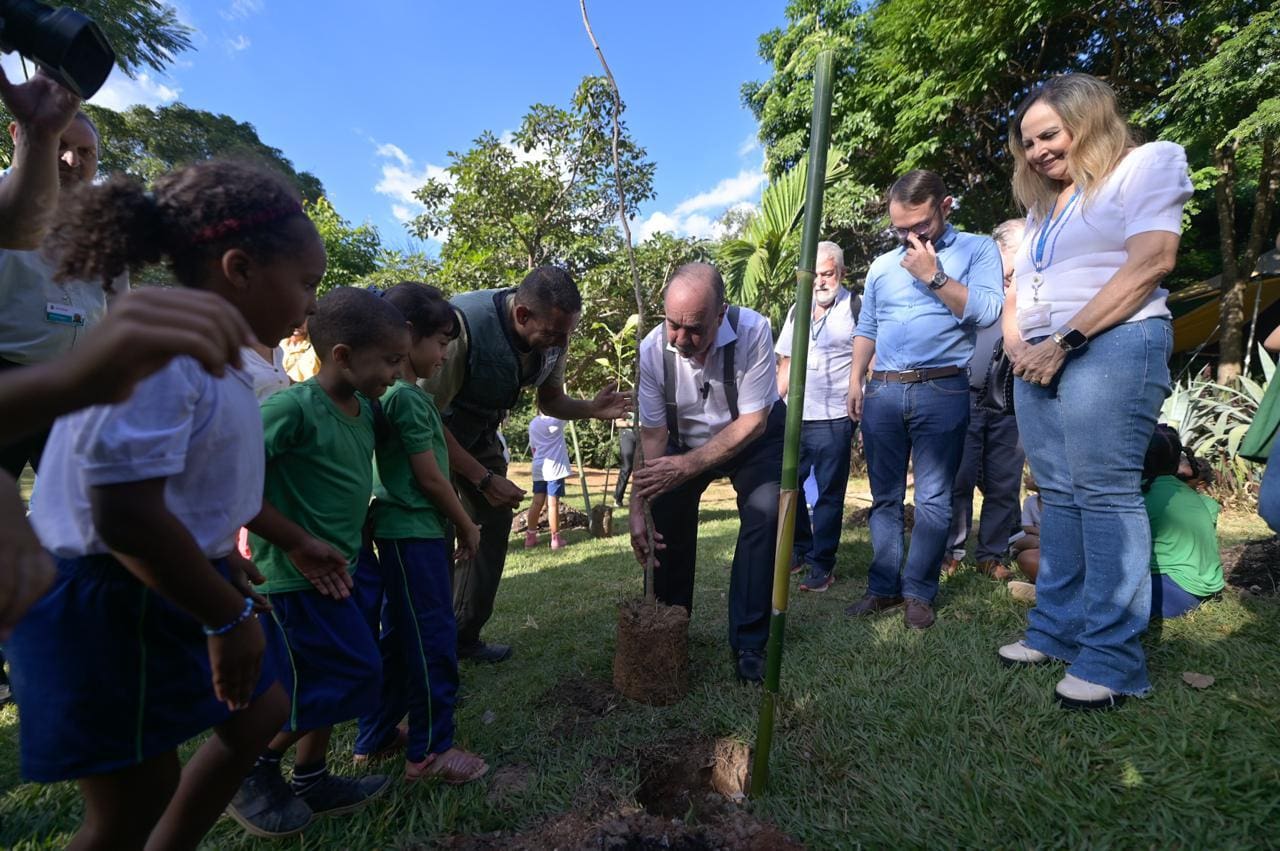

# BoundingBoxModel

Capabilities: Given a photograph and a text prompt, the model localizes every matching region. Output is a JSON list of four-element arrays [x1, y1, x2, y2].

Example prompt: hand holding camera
[[0, 64, 80, 139]]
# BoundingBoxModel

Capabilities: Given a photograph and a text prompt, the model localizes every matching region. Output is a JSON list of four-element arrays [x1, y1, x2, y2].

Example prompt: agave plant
[[1162, 345, 1275, 501], [716, 151, 852, 328]]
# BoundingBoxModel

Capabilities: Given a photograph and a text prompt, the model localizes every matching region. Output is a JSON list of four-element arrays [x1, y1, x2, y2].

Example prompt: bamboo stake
[[750, 49, 835, 798], [580, 0, 657, 597]]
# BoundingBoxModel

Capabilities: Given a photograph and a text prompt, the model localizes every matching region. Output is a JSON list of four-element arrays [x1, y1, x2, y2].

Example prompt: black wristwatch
[[928, 269, 948, 290], [1052, 327, 1088, 352], [477, 470, 495, 492]]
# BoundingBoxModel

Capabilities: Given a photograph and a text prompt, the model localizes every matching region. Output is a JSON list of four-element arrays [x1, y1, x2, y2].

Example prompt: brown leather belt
[[869, 366, 964, 383]]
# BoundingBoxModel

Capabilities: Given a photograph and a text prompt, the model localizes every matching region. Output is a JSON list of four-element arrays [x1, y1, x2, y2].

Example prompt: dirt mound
[[613, 598, 690, 705], [1221, 537, 1280, 595], [847, 502, 914, 530], [513, 505, 590, 534]]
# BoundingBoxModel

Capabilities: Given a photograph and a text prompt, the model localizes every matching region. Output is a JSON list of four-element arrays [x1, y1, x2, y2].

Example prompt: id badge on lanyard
[[1018, 302, 1052, 336], [46, 301, 86, 326]]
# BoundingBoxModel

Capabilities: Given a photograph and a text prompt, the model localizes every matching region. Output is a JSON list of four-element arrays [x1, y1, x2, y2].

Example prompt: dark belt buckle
[[899, 369, 921, 383]]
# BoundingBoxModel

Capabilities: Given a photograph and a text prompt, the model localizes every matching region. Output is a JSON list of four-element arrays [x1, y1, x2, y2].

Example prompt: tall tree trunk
[[1241, 138, 1280, 368], [1216, 141, 1243, 383]]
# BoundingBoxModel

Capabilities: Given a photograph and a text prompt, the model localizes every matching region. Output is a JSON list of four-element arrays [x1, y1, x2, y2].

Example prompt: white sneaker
[[998, 640, 1050, 667], [1055, 673, 1125, 710], [1008, 581, 1037, 603]]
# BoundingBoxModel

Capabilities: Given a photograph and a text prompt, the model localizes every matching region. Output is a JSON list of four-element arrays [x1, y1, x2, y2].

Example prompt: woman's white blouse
[[1013, 141, 1194, 340]]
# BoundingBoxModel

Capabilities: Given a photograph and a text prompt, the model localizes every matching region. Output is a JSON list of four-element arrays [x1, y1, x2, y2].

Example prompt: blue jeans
[[1258, 442, 1280, 533], [792, 418, 855, 576], [1015, 318, 1172, 696], [861, 373, 970, 603]]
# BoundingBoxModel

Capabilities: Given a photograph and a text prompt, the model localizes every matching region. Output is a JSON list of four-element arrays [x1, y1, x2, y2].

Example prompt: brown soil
[[1221, 536, 1280, 595], [513, 505, 591, 534], [437, 736, 800, 851], [846, 502, 914, 530], [539, 676, 619, 741], [590, 504, 615, 538], [613, 598, 690, 706]]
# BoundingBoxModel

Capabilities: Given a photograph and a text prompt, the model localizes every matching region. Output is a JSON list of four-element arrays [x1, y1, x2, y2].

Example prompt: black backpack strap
[[724, 306, 740, 421], [663, 345, 681, 447]]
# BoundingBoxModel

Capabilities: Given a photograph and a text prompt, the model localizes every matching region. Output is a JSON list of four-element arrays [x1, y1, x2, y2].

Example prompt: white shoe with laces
[[997, 640, 1051, 667], [1055, 673, 1125, 710]]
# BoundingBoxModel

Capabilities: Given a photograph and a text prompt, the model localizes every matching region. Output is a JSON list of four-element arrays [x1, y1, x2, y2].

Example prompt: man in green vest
[[425, 266, 630, 662]]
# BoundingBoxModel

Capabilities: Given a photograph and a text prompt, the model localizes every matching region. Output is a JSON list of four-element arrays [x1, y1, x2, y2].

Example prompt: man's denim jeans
[[861, 373, 970, 603], [1015, 317, 1172, 696], [948, 394, 1025, 562], [792, 418, 855, 576]]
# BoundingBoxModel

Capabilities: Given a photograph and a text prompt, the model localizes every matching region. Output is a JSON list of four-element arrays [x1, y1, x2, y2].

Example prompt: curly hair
[[48, 159, 310, 290], [309, 287, 408, 362], [382, 282, 460, 341]]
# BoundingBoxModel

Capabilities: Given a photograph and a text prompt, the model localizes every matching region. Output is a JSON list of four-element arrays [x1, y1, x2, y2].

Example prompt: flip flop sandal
[[353, 724, 408, 765], [406, 748, 489, 785]]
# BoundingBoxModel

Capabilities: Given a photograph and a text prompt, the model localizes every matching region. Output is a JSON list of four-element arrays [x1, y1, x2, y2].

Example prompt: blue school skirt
[[5, 554, 281, 782], [263, 586, 381, 732]]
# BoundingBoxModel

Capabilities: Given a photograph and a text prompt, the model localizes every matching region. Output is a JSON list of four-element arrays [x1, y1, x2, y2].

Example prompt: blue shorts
[[532, 478, 566, 496], [5, 554, 280, 782], [264, 586, 381, 732]]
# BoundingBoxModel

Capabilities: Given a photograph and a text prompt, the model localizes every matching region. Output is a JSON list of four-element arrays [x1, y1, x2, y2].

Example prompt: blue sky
[[8, 1, 789, 253]]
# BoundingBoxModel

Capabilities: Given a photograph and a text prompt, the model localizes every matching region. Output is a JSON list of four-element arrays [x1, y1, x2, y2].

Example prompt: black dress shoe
[[735, 649, 765, 683], [458, 641, 512, 663]]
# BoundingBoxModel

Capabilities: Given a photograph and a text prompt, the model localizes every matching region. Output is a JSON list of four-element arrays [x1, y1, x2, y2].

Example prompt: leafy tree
[[80, 103, 324, 200], [409, 76, 655, 287], [354, 248, 443, 292], [1156, 5, 1280, 382], [306, 198, 379, 295], [717, 151, 852, 327]]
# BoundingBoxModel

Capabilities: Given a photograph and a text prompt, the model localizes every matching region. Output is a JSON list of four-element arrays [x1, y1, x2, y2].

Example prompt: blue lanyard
[[1031, 188, 1081, 271]]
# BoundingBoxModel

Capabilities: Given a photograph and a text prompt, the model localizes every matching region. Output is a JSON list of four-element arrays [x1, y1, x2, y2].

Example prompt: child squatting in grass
[[352, 281, 488, 784], [6, 159, 323, 849]]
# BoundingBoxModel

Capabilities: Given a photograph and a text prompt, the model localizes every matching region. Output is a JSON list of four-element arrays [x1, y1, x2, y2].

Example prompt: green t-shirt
[[249, 379, 375, 594], [371, 380, 449, 540], [1145, 475, 1225, 598]]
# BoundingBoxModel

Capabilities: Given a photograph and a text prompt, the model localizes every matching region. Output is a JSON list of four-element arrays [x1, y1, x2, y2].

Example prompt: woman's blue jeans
[[1014, 318, 1172, 696]]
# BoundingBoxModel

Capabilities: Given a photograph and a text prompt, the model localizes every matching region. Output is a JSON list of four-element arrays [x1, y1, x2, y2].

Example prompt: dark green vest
[[449, 288, 562, 429]]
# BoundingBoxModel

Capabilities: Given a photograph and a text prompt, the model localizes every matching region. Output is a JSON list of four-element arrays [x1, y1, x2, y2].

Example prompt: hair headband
[[191, 200, 305, 244]]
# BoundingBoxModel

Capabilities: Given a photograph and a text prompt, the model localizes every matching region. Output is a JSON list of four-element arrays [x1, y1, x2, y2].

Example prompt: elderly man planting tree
[[630, 262, 789, 684]]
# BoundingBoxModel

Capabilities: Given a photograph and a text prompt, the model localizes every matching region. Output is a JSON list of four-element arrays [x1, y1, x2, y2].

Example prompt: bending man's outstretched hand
[[589, 381, 633, 420]]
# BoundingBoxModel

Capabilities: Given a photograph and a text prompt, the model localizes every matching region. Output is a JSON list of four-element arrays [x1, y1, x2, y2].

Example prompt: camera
[[0, 0, 115, 98]]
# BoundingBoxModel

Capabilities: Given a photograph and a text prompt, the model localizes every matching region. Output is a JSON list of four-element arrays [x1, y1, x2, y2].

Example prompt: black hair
[[1142, 424, 1183, 492], [514, 265, 582, 315], [888, 169, 948, 207], [381, 282, 460, 341], [50, 159, 311, 291], [309, 286, 408, 362]]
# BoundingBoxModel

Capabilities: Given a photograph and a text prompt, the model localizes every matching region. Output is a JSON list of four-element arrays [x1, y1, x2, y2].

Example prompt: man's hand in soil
[[634, 454, 691, 501], [628, 504, 665, 566], [481, 474, 524, 509], [588, 381, 633, 421]]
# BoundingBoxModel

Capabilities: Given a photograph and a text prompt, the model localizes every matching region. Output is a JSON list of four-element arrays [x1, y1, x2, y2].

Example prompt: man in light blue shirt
[[844, 170, 1003, 629]]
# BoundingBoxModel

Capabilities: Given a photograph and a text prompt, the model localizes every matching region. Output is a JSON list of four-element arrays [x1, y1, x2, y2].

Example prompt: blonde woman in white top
[[995, 74, 1193, 710]]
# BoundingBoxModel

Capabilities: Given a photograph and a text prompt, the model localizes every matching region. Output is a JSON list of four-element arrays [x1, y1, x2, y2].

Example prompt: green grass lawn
[[2, 475, 1279, 848]]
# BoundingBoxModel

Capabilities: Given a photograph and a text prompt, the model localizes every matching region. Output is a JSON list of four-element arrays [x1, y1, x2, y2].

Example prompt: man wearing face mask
[[774, 241, 861, 593], [0, 86, 130, 480], [845, 170, 1003, 629], [630, 263, 784, 684]]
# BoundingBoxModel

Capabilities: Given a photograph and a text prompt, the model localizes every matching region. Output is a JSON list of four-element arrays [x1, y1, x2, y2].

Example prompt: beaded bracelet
[[204, 597, 255, 637]]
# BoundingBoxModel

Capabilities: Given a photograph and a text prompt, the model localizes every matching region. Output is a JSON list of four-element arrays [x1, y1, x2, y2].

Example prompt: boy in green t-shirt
[[230, 288, 411, 837], [352, 283, 487, 785], [1143, 426, 1224, 619]]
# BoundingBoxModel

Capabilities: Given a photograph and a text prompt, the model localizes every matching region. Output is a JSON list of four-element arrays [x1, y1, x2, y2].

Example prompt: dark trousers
[[948, 391, 1025, 562], [861, 375, 970, 603], [614, 428, 636, 505], [791, 418, 854, 576], [650, 404, 786, 652], [354, 540, 457, 763], [448, 428, 512, 648], [0, 357, 48, 479]]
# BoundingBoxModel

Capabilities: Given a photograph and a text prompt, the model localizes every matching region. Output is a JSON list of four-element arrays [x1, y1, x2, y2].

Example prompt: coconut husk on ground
[[1221, 536, 1280, 595], [847, 502, 914, 530], [613, 597, 689, 705]]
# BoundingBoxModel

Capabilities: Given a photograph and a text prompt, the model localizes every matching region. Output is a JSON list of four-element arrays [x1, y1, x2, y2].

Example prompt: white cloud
[[226, 34, 251, 53], [88, 67, 181, 111], [371, 140, 450, 235], [737, 133, 760, 158], [635, 170, 766, 242], [220, 0, 264, 20]]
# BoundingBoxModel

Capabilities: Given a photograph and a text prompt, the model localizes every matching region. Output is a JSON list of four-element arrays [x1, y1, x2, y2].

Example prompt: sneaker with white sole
[[997, 640, 1052, 667], [1055, 673, 1125, 710]]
